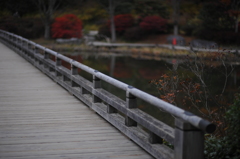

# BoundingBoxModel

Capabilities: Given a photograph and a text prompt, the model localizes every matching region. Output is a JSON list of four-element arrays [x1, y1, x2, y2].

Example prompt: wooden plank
[[0, 153, 154, 159], [0, 42, 154, 159]]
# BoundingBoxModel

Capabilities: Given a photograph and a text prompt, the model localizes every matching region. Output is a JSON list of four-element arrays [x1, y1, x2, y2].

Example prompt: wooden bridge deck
[[0, 42, 153, 159]]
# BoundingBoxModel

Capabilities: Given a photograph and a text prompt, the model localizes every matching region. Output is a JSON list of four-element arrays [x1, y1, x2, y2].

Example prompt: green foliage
[[83, 24, 99, 32], [0, 10, 11, 17], [133, 0, 169, 18], [0, 0, 37, 16], [0, 16, 44, 39], [182, 17, 202, 36], [205, 136, 233, 159], [193, 28, 240, 45], [77, 4, 107, 24], [180, 1, 201, 18], [56, 1, 108, 25], [115, 1, 134, 15], [204, 94, 240, 159], [225, 93, 240, 146], [198, 1, 234, 31]]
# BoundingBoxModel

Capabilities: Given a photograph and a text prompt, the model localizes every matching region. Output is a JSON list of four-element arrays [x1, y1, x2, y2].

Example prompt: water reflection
[[63, 51, 240, 127]]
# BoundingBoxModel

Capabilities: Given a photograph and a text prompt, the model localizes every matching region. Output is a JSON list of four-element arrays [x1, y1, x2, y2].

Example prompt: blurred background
[[0, 0, 239, 46]]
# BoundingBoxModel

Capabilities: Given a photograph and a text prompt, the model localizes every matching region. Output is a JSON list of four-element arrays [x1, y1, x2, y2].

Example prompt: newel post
[[125, 86, 137, 126], [92, 71, 101, 103], [174, 118, 204, 159]]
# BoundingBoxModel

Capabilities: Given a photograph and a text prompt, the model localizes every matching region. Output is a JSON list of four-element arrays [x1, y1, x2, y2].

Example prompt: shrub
[[204, 94, 240, 159], [123, 26, 146, 41], [98, 23, 111, 37], [140, 15, 167, 33], [215, 31, 240, 44], [109, 14, 134, 35], [51, 14, 82, 39], [0, 16, 44, 39], [193, 28, 240, 45]]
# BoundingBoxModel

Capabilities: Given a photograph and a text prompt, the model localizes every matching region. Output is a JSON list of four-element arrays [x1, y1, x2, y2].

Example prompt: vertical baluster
[[43, 48, 49, 69], [125, 86, 137, 127], [33, 44, 38, 67], [71, 61, 78, 87], [92, 71, 101, 103], [18, 37, 22, 56], [148, 132, 163, 144], [107, 104, 118, 114], [55, 54, 62, 76]]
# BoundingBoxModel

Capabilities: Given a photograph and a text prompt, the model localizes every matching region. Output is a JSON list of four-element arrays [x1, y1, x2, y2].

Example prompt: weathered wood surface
[[0, 42, 154, 159]]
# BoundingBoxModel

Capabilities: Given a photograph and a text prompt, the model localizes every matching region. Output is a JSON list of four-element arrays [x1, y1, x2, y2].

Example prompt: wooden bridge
[[0, 30, 216, 159]]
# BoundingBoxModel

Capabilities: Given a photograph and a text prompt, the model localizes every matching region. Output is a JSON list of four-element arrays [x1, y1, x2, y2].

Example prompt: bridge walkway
[[0, 42, 153, 159]]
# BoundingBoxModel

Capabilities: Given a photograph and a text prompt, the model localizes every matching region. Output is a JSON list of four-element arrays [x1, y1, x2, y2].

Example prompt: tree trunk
[[35, 0, 59, 39], [235, 16, 239, 33], [174, 22, 178, 36], [173, 0, 180, 36], [44, 22, 51, 39], [109, 0, 116, 43]]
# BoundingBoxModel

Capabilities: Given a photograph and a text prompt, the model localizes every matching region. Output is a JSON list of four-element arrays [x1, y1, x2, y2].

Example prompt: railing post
[[125, 86, 137, 126], [43, 48, 49, 69], [71, 61, 78, 87], [92, 71, 101, 103], [44, 48, 49, 59], [55, 54, 62, 77], [33, 44, 38, 66], [19, 37, 22, 52], [174, 118, 204, 159]]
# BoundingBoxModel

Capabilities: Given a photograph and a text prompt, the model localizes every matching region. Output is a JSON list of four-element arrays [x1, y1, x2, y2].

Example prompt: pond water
[[62, 52, 240, 127]]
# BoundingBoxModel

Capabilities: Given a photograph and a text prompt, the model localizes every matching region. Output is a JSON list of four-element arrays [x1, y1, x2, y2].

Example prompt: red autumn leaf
[[51, 14, 82, 39], [107, 14, 134, 34], [140, 15, 167, 32]]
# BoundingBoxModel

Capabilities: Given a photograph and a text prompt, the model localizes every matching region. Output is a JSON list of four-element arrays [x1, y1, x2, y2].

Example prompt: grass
[[31, 36, 238, 61]]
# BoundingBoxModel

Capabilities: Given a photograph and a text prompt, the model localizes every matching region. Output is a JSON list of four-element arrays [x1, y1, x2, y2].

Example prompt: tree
[[198, 1, 234, 31], [109, 0, 116, 42], [35, 0, 61, 39], [107, 14, 134, 35], [97, 0, 133, 43], [133, 0, 169, 18], [172, 0, 180, 35], [204, 93, 240, 159], [150, 51, 236, 136], [139, 15, 167, 33], [222, 0, 240, 33], [51, 14, 82, 38], [0, 0, 37, 17]]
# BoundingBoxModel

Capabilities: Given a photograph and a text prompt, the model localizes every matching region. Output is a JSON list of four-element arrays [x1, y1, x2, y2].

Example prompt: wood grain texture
[[0, 42, 154, 159]]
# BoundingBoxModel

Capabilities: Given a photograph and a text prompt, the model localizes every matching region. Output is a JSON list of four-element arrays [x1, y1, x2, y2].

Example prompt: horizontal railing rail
[[0, 29, 216, 159]]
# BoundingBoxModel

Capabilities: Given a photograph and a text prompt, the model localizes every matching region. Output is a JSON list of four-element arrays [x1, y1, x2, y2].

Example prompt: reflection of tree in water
[[65, 52, 240, 130]]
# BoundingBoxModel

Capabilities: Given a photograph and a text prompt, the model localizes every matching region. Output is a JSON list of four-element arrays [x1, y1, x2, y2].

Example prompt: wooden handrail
[[0, 29, 216, 159]]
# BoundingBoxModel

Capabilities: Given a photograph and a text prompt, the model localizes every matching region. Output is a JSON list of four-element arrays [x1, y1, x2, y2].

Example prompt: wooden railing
[[0, 30, 216, 159]]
